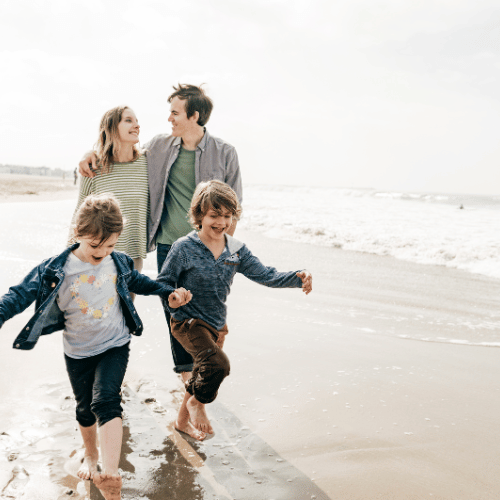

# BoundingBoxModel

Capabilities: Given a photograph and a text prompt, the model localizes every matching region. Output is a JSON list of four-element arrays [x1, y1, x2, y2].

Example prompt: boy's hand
[[296, 271, 312, 295], [168, 287, 192, 308], [79, 150, 97, 178]]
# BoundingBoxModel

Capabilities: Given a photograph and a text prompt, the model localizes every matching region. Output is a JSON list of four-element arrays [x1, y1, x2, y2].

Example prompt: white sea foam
[[239, 185, 500, 280]]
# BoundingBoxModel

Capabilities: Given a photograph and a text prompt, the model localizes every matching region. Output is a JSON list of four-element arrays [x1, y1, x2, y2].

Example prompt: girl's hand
[[296, 271, 312, 295], [168, 288, 192, 308]]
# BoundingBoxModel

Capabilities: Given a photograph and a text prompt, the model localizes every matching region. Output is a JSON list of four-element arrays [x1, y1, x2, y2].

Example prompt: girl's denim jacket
[[0, 244, 174, 351]]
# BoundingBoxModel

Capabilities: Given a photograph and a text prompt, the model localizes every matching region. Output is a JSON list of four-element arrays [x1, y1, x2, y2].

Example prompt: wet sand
[[0, 192, 499, 499]]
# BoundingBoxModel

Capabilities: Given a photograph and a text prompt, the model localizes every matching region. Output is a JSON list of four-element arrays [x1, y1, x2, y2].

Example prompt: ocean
[[239, 184, 500, 281], [0, 189, 497, 348]]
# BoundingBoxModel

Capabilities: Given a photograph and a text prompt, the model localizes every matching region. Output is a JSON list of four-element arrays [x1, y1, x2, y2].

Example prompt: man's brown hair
[[168, 84, 213, 126]]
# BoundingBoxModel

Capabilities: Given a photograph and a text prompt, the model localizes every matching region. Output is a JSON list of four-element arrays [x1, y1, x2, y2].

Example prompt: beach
[[0, 181, 499, 499]]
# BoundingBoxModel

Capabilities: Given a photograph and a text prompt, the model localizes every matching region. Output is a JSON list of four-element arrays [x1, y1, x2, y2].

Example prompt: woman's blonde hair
[[189, 180, 242, 230], [94, 105, 140, 172], [74, 193, 124, 245]]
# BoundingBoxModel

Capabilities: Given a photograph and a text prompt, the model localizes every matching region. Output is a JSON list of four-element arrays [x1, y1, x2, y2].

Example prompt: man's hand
[[168, 287, 192, 308], [296, 271, 312, 295], [79, 150, 98, 178]]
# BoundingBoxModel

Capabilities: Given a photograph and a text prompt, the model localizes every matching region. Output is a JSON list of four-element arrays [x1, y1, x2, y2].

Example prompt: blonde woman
[[73, 106, 149, 279]]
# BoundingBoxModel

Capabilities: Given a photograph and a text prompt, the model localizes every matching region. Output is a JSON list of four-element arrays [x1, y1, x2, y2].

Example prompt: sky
[[1, 0, 499, 196]]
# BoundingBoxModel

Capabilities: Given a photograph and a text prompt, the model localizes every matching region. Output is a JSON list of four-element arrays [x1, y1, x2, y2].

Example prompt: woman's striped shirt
[[75, 154, 149, 259]]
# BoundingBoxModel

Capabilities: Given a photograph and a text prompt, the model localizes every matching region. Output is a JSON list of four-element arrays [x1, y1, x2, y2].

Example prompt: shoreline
[[0, 196, 499, 498]]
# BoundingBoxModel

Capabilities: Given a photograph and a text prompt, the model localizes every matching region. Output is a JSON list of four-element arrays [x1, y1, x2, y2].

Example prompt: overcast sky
[[1, 0, 499, 195]]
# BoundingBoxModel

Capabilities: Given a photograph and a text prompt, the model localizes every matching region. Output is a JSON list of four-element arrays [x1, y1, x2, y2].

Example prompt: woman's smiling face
[[117, 108, 140, 145]]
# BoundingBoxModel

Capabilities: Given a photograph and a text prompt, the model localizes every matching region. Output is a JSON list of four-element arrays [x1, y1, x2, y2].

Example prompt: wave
[[240, 185, 500, 280]]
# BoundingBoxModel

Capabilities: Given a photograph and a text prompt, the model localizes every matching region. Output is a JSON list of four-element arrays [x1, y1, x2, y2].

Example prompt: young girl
[[73, 105, 148, 278], [0, 194, 191, 500], [157, 180, 312, 439]]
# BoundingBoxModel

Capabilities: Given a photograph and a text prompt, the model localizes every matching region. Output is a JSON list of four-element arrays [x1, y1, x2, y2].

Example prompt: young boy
[[157, 180, 312, 439]]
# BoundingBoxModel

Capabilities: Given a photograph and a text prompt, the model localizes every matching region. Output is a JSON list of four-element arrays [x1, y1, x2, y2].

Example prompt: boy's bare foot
[[77, 453, 99, 480], [175, 419, 206, 441], [93, 472, 122, 500], [186, 396, 213, 434]]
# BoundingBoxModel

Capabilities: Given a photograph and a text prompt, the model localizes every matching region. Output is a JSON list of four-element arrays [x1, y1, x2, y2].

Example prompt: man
[[79, 84, 242, 439]]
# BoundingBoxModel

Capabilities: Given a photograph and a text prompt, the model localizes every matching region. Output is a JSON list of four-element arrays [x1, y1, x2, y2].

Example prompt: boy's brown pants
[[170, 318, 230, 404]]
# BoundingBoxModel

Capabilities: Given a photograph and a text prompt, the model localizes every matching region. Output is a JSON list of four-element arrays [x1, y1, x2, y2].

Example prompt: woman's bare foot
[[175, 419, 206, 441], [77, 452, 99, 480], [186, 395, 213, 434], [93, 472, 122, 500]]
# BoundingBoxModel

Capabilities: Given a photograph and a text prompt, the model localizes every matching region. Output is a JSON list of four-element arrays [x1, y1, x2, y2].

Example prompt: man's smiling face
[[168, 97, 199, 138]]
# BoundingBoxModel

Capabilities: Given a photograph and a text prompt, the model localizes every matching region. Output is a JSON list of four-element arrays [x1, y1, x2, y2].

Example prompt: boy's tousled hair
[[168, 84, 213, 127], [95, 105, 140, 172], [189, 180, 242, 230], [74, 193, 124, 245]]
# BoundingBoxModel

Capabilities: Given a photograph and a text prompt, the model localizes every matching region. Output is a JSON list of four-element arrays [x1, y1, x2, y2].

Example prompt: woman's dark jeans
[[157, 243, 194, 373], [65, 343, 130, 427]]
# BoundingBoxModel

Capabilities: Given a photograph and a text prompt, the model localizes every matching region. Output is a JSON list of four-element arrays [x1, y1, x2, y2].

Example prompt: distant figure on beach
[[79, 85, 243, 438], [157, 180, 312, 438], [0, 194, 192, 500], [74, 167, 78, 185], [73, 106, 148, 284]]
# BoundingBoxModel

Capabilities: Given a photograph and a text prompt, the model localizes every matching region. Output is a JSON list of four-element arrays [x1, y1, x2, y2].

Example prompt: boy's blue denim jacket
[[0, 244, 174, 351]]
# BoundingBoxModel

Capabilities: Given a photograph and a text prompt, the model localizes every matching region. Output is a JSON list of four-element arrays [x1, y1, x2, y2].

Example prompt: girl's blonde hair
[[189, 180, 242, 230], [95, 105, 140, 172], [74, 194, 124, 245]]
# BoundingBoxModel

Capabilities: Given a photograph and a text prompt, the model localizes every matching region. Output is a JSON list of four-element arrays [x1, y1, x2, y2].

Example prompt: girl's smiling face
[[73, 232, 120, 266]]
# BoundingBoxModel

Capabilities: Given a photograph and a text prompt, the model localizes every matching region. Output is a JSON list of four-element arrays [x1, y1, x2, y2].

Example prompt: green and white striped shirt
[[75, 154, 149, 259]]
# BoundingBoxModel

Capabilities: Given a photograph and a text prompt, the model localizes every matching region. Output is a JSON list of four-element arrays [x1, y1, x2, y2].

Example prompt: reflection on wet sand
[[0, 376, 329, 500]]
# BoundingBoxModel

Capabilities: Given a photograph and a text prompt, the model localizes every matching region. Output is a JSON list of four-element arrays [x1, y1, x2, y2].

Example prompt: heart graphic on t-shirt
[[69, 273, 117, 319]]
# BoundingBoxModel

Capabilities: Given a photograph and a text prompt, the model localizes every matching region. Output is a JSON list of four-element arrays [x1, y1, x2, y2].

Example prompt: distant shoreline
[[0, 173, 78, 203]]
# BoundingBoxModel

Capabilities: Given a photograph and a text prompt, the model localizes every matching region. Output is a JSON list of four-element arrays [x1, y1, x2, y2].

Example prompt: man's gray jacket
[[144, 129, 243, 252]]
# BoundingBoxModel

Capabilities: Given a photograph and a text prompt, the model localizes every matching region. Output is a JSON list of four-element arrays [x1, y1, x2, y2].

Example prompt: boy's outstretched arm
[[168, 288, 192, 309], [296, 271, 313, 295]]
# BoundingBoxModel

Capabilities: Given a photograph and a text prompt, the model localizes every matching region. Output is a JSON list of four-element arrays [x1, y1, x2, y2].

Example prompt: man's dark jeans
[[157, 243, 194, 373]]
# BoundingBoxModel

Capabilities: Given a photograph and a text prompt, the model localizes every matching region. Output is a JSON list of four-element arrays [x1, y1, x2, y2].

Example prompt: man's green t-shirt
[[156, 147, 196, 245]]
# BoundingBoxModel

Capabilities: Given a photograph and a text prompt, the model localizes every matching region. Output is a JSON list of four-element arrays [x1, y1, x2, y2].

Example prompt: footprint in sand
[[1, 465, 30, 497]]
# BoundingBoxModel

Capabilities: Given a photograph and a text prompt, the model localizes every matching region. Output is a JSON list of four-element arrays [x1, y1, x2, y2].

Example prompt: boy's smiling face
[[74, 233, 120, 265], [199, 207, 233, 242]]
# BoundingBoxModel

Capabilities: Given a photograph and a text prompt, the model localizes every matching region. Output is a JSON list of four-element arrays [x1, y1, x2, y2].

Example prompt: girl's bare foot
[[186, 396, 213, 434], [175, 419, 206, 441], [77, 453, 99, 480], [93, 472, 122, 500]]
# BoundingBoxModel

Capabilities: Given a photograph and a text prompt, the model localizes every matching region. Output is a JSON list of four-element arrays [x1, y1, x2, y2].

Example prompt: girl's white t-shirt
[[56, 253, 130, 359]]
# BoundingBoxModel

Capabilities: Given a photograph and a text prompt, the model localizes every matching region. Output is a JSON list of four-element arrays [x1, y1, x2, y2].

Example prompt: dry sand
[[0, 173, 78, 203], [0, 185, 499, 499]]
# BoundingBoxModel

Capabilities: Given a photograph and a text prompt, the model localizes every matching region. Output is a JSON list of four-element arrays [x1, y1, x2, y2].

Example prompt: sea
[[0, 186, 497, 349], [239, 184, 500, 281]]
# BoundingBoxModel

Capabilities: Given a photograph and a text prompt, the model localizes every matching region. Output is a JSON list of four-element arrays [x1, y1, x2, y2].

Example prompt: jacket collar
[[45, 243, 79, 274], [172, 128, 210, 151], [45, 243, 131, 277], [187, 230, 244, 255]]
